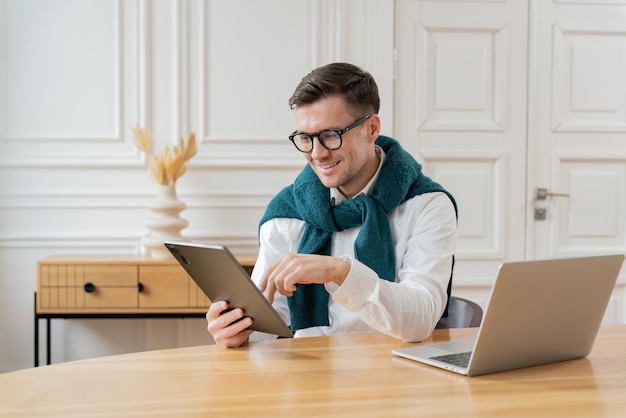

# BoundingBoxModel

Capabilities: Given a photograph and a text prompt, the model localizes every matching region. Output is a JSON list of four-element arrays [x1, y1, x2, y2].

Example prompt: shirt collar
[[330, 145, 385, 206]]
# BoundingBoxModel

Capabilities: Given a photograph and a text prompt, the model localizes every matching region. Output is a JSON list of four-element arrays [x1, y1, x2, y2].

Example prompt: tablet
[[164, 241, 293, 338]]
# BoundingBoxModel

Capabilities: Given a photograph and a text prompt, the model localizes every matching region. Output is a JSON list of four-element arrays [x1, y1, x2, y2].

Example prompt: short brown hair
[[288, 62, 380, 117]]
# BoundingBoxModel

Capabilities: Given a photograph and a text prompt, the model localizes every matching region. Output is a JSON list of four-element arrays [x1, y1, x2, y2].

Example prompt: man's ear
[[368, 114, 381, 140]]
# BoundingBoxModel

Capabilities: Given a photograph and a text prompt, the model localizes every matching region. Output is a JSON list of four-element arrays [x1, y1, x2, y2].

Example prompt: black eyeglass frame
[[288, 114, 372, 153]]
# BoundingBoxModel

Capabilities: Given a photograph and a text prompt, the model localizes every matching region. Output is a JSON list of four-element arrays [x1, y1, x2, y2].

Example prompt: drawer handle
[[138, 282, 144, 293], [84, 282, 96, 293]]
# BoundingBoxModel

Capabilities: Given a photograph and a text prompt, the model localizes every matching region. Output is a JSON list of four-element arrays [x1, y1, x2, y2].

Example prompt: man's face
[[294, 96, 380, 198]]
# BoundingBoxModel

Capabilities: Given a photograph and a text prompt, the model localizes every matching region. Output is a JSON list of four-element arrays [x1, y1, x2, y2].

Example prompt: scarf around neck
[[259, 136, 457, 331]]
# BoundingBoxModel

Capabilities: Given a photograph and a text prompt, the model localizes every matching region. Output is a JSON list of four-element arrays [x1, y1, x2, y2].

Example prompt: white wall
[[0, 0, 394, 372]]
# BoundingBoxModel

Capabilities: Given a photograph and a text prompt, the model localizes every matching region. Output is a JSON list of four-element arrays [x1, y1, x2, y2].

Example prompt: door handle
[[534, 187, 570, 201]]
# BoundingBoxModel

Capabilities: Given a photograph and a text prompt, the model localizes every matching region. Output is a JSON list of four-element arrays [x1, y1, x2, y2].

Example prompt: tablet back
[[165, 241, 293, 338]]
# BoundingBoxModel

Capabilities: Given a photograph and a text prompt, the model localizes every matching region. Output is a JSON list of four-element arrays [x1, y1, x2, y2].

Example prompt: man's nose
[[310, 136, 330, 158]]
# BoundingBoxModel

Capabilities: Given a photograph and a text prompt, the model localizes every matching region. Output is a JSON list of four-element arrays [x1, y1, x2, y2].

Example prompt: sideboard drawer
[[81, 265, 138, 308]]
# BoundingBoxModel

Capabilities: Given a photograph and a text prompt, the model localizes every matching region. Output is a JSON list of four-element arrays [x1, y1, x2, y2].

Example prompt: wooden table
[[3, 325, 626, 417]]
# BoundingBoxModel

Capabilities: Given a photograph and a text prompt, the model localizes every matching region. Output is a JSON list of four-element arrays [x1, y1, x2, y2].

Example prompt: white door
[[395, 0, 530, 304], [528, 0, 626, 323], [527, 0, 626, 261]]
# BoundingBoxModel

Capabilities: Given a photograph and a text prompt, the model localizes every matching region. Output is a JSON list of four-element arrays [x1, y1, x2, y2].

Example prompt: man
[[207, 62, 457, 347]]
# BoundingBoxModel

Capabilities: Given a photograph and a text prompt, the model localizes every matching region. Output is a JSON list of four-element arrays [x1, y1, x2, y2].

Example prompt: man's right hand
[[206, 300, 254, 348]]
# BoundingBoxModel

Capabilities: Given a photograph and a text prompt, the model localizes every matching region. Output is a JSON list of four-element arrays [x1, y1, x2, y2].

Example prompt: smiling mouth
[[319, 161, 340, 169]]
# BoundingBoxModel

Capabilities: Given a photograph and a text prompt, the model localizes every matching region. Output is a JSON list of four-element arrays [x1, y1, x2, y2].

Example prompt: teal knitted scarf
[[259, 136, 457, 331]]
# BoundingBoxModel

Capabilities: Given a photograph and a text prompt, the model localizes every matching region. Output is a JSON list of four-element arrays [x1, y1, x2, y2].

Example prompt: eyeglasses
[[288, 114, 372, 153]]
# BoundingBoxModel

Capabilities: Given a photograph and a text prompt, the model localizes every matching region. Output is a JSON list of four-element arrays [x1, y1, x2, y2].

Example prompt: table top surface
[[3, 325, 626, 417]]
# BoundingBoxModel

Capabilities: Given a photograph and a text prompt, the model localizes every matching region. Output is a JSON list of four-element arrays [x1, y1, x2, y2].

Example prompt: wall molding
[[0, 190, 276, 209]]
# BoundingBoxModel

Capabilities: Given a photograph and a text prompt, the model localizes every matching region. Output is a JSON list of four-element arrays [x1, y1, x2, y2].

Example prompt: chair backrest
[[435, 296, 483, 329]]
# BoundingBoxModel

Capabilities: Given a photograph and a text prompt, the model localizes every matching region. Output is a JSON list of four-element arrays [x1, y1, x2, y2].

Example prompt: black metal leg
[[34, 306, 39, 367], [46, 318, 51, 365]]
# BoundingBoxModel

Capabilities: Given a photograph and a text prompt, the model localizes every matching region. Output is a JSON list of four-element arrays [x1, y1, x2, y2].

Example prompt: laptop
[[164, 241, 293, 338], [392, 254, 624, 376]]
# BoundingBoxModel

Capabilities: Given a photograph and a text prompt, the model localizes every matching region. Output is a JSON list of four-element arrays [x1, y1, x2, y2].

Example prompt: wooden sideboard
[[34, 254, 256, 366]]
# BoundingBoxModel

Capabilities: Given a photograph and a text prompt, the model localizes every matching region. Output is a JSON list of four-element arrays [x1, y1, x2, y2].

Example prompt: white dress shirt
[[250, 147, 457, 342]]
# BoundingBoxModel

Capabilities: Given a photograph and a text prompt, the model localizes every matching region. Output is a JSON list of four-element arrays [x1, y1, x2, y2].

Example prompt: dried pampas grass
[[132, 125, 197, 186]]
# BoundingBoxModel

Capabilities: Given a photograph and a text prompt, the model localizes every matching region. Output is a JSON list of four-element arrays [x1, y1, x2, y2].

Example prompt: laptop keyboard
[[430, 351, 472, 368]]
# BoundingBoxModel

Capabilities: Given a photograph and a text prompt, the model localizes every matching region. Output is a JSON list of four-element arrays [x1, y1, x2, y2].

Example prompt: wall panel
[[0, 0, 142, 166]]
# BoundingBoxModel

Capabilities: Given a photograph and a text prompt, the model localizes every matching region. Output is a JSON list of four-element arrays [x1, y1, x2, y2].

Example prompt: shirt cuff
[[325, 255, 379, 311]]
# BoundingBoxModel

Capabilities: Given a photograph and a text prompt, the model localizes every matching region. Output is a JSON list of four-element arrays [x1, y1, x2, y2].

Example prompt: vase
[[141, 185, 189, 258]]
